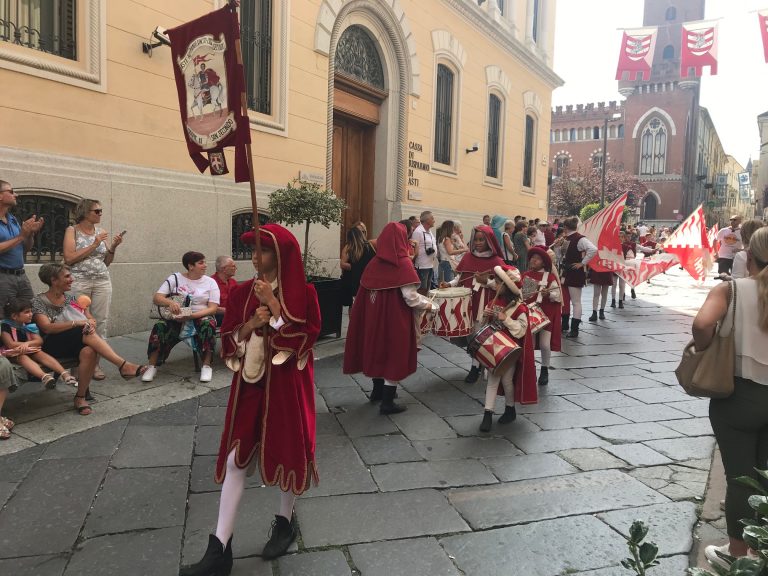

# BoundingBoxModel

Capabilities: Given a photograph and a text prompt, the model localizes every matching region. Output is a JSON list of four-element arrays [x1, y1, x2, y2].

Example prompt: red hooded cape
[[522, 246, 562, 352], [455, 226, 506, 324], [216, 224, 321, 494], [344, 222, 420, 381]]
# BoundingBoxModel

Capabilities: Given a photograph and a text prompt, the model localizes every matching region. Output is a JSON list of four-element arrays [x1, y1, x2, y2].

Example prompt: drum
[[466, 323, 522, 375], [527, 303, 551, 335], [419, 287, 472, 337]]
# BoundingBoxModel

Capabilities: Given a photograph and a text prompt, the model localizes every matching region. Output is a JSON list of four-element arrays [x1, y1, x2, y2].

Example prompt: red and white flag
[[616, 27, 658, 81], [664, 205, 712, 282], [578, 194, 628, 273], [707, 224, 720, 262], [759, 10, 768, 63], [681, 19, 719, 77]]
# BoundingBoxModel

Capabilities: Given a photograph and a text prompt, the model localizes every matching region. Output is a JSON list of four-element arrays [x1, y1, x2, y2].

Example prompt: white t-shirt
[[412, 224, 437, 270], [158, 274, 220, 313], [637, 225, 649, 237], [717, 226, 743, 259]]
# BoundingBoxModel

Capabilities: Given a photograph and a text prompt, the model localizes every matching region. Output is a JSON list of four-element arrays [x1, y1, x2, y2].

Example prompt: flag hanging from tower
[[615, 27, 658, 81], [680, 19, 719, 77], [759, 10, 768, 63]]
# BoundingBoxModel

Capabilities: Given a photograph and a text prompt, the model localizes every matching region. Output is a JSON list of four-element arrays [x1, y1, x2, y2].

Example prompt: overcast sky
[[552, 0, 768, 168]]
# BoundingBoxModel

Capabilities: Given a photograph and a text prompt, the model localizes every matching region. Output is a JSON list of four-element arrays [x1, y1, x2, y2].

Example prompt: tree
[[579, 203, 601, 222], [550, 166, 647, 216]]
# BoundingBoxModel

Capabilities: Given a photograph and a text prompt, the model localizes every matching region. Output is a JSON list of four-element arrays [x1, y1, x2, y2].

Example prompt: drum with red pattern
[[419, 287, 472, 337], [526, 303, 551, 335], [466, 322, 522, 375]]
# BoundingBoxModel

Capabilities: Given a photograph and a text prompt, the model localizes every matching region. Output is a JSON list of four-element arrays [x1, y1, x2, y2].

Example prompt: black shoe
[[610, 298, 616, 308], [369, 378, 384, 402], [179, 534, 233, 576], [566, 319, 581, 338], [262, 514, 297, 560], [379, 384, 406, 415], [588, 311, 598, 322], [498, 405, 517, 424], [464, 365, 481, 384], [599, 309, 606, 320], [618, 300, 624, 309], [538, 366, 549, 386], [631, 288, 636, 299], [561, 314, 570, 332], [479, 410, 493, 432], [85, 388, 95, 402]]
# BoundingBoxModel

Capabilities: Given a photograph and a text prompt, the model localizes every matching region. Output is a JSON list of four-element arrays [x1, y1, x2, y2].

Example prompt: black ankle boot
[[262, 514, 297, 560], [610, 298, 616, 308], [369, 378, 384, 402], [538, 366, 549, 386], [561, 314, 570, 332], [498, 405, 517, 424], [379, 384, 406, 415], [479, 410, 493, 432], [599, 309, 606, 320], [179, 534, 232, 576], [619, 299, 624, 309], [566, 318, 581, 338], [588, 311, 598, 322], [465, 365, 481, 384], [631, 288, 637, 299]]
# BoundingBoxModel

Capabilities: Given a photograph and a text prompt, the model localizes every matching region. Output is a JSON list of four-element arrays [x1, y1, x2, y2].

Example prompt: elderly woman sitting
[[32, 263, 147, 416], [141, 251, 220, 384]]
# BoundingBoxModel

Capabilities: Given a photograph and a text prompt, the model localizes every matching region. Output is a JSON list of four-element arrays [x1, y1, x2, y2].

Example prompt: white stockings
[[592, 284, 609, 310], [568, 286, 583, 320], [484, 367, 515, 412], [539, 329, 552, 367]]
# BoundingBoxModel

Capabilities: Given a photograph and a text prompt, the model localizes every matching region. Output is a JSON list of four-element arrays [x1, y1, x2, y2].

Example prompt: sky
[[552, 0, 768, 167]]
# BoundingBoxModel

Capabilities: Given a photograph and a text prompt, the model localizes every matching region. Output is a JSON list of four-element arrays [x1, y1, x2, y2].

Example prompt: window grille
[[231, 211, 270, 261], [335, 25, 384, 89], [14, 194, 74, 264], [0, 0, 76, 60], [434, 64, 454, 165], [486, 94, 501, 179], [241, 0, 272, 114], [640, 118, 667, 175]]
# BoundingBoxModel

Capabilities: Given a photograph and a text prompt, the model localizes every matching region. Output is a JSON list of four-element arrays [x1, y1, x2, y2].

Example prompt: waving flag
[[579, 194, 628, 273], [707, 224, 720, 262], [616, 27, 658, 81], [681, 20, 719, 77], [760, 10, 768, 63], [664, 206, 712, 282]]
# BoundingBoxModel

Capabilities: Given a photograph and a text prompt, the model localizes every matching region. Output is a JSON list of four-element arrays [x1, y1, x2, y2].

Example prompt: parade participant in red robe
[[588, 265, 613, 322], [521, 246, 562, 385], [612, 230, 637, 308], [559, 217, 598, 338], [344, 222, 436, 414], [181, 224, 321, 576], [476, 265, 537, 432], [442, 225, 505, 384]]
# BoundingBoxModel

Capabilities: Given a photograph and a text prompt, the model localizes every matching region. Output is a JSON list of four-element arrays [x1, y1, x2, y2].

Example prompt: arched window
[[662, 45, 675, 60], [593, 126, 600, 140], [15, 194, 76, 264], [554, 129, 560, 142], [486, 93, 503, 179], [434, 63, 455, 166], [570, 128, 576, 141], [618, 124, 625, 138], [643, 194, 658, 219], [609, 125, 616, 138], [232, 211, 270, 261], [640, 118, 667, 175], [592, 153, 604, 170], [665, 6, 677, 20], [555, 154, 569, 177], [335, 25, 385, 89], [523, 114, 536, 188]]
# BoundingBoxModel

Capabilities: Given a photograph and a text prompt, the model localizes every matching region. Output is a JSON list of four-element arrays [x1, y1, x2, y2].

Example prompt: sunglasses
[[91, 209, 103, 215]]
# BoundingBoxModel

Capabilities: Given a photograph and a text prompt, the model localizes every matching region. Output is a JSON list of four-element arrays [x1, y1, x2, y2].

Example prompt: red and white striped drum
[[419, 287, 472, 338], [466, 323, 522, 375], [526, 303, 551, 335]]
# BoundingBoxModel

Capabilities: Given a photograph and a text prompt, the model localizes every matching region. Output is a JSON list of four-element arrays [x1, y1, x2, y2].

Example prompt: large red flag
[[664, 206, 712, 282], [759, 10, 768, 63], [578, 194, 628, 273], [167, 5, 251, 182], [681, 20, 719, 77], [707, 224, 720, 263], [616, 27, 658, 81]]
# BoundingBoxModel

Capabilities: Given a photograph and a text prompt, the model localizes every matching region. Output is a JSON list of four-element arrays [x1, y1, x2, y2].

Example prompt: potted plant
[[268, 179, 347, 338]]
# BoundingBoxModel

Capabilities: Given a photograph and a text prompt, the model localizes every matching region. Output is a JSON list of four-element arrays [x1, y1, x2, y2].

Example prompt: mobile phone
[[120, 230, 127, 236]]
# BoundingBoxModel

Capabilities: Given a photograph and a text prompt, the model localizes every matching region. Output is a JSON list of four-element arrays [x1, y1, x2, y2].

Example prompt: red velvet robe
[[215, 279, 321, 495], [493, 295, 538, 405], [521, 269, 562, 352], [455, 226, 506, 324]]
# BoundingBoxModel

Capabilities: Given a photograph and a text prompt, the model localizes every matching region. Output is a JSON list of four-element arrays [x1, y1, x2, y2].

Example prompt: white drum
[[419, 287, 473, 338]]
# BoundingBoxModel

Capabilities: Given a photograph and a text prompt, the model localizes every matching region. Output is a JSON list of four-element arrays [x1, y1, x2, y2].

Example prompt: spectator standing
[[212, 256, 238, 326], [512, 220, 530, 272], [482, 214, 491, 226], [636, 222, 649, 238], [716, 215, 743, 275], [501, 220, 517, 265], [63, 199, 124, 380], [340, 226, 376, 307], [534, 222, 547, 247], [436, 220, 466, 282], [731, 220, 765, 280], [543, 222, 555, 246], [451, 221, 468, 269], [0, 180, 43, 315], [412, 211, 437, 295]]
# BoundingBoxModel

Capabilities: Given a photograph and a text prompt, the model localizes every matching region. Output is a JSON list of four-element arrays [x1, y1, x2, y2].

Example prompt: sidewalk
[[0, 268, 727, 575]]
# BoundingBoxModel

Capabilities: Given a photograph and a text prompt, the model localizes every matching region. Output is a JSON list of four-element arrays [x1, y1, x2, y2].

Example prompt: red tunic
[[455, 226, 506, 324], [588, 268, 614, 286], [492, 296, 538, 405], [521, 269, 562, 352]]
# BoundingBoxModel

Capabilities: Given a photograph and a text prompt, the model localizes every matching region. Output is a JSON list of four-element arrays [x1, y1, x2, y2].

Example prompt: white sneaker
[[704, 544, 731, 569], [200, 365, 213, 383], [141, 365, 157, 382]]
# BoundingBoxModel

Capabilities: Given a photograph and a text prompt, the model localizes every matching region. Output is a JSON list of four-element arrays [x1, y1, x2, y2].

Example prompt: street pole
[[600, 116, 608, 208]]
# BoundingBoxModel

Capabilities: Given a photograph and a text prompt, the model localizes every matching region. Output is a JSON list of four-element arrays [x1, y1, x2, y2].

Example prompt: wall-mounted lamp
[[142, 26, 171, 56], [466, 142, 480, 154]]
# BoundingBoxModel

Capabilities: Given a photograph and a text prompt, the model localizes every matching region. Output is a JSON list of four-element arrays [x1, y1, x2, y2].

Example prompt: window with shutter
[[434, 63, 454, 166], [523, 114, 535, 188], [241, 0, 272, 115], [486, 94, 501, 179]]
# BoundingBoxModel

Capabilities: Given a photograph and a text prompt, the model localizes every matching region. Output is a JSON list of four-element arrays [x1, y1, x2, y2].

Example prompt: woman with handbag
[[694, 227, 768, 567], [142, 251, 219, 384], [32, 263, 147, 416]]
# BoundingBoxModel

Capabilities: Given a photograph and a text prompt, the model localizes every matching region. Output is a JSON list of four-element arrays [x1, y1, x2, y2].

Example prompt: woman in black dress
[[340, 226, 376, 307]]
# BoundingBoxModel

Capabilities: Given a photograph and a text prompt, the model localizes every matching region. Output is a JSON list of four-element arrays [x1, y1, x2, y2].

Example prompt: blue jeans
[[438, 260, 455, 283], [417, 268, 433, 292]]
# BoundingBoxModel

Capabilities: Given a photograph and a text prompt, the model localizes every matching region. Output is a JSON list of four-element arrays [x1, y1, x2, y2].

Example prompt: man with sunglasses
[[716, 215, 743, 275], [0, 180, 44, 317]]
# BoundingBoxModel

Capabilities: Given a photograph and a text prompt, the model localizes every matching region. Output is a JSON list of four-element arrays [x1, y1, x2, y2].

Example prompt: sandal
[[92, 365, 106, 381], [74, 393, 92, 416], [42, 373, 56, 390], [0, 424, 10, 440], [61, 371, 79, 388], [119, 360, 147, 381], [84, 388, 95, 402], [0, 416, 14, 430]]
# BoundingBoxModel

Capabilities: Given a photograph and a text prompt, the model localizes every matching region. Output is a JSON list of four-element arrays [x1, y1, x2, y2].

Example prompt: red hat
[[493, 264, 522, 296], [361, 222, 420, 290], [455, 225, 505, 275], [527, 246, 553, 271], [240, 229, 275, 250]]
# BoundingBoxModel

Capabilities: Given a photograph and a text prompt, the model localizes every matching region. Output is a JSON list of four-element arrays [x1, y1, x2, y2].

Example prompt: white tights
[[610, 276, 626, 300], [539, 329, 552, 368], [568, 286, 583, 320], [484, 365, 515, 412], [215, 450, 297, 544], [592, 284, 609, 310]]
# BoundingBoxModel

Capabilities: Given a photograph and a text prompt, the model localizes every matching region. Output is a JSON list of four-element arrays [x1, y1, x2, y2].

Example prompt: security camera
[[152, 26, 171, 46]]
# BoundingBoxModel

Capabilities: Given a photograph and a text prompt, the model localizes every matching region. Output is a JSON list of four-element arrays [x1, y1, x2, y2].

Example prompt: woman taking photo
[[695, 227, 768, 567], [340, 226, 376, 308], [63, 199, 125, 380], [436, 220, 466, 283]]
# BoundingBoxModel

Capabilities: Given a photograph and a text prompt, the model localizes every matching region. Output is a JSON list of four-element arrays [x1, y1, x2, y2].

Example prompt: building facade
[[0, 0, 561, 335], [758, 111, 768, 219]]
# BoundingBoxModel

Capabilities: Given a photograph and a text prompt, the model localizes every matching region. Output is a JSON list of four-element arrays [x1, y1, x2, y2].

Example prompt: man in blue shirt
[[0, 180, 44, 316]]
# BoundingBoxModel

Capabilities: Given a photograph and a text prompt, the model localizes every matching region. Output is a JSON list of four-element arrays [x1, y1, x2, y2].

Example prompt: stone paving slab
[[448, 469, 668, 530], [389, 408, 458, 441], [622, 387, 693, 404], [316, 412, 345, 436], [608, 404, 692, 423], [507, 428, 609, 453], [645, 436, 716, 461], [413, 437, 521, 460], [535, 379, 594, 395], [440, 514, 630, 576], [565, 391, 642, 410], [413, 389, 482, 417], [573, 555, 689, 576], [482, 453, 578, 482], [351, 434, 423, 465], [604, 443, 674, 467], [549, 354, 644, 369], [296, 489, 470, 547], [0, 444, 45, 481], [526, 409, 630, 430], [0, 554, 68, 576], [189, 454, 264, 493], [579, 375, 665, 392], [569, 365, 645, 378], [588, 422, 684, 443], [349, 537, 461, 576], [112, 424, 195, 467], [279, 549, 351, 576], [559, 448, 628, 471], [231, 557, 273, 575], [336, 405, 399, 437], [667, 399, 710, 417], [129, 397, 200, 425], [371, 459, 497, 491], [444, 413, 540, 436], [659, 417, 714, 436], [305, 435, 377, 498], [516, 395, 583, 413], [41, 419, 127, 460], [0, 482, 15, 509], [193, 425, 224, 456]]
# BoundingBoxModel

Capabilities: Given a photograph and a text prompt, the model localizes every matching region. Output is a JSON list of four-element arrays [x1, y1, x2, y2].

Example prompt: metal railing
[[0, 0, 76, 60]]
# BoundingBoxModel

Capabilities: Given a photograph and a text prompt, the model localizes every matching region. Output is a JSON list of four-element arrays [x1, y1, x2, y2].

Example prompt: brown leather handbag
[[675, 280, 737, 398]]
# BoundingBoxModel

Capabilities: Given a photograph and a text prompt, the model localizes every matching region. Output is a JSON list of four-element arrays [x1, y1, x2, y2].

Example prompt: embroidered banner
[[615, 27, 658, 81], [681, 20, 719, 77], [167, 5, 250, 182]]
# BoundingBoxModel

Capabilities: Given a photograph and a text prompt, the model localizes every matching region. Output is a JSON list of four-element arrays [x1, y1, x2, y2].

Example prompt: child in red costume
[[181, 224, 321, 576], [521, 247, 562, 386], [477, 265, 537, 432], [344, 222, 436, 414]]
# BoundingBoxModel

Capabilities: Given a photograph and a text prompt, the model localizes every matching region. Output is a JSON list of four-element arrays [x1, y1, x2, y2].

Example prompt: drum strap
[[537, 272, 548, 305]]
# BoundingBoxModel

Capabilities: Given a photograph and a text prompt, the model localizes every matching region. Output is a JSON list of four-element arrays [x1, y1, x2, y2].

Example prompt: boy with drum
[[521, 247, 562, 386]]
